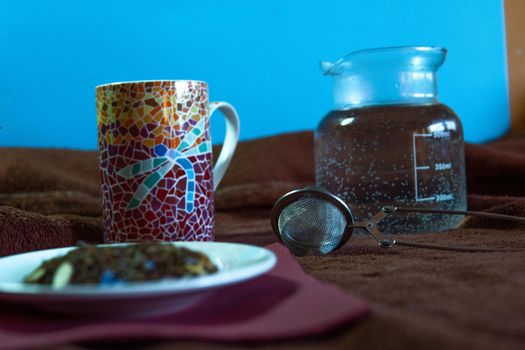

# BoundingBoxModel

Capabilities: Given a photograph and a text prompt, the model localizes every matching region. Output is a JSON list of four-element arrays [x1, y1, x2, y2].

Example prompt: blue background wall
[[0, 0, 508, 149]]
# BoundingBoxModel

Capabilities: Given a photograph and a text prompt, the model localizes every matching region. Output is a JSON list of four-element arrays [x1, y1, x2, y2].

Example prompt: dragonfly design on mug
[[117, 117, 211, 213]]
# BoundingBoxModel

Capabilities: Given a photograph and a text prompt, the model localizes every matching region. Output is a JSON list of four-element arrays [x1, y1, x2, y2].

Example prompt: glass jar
[[315, 47, 467, 234]]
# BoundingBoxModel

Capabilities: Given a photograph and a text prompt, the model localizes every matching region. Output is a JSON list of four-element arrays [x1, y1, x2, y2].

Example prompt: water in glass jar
[[315, 104, 467, 234]]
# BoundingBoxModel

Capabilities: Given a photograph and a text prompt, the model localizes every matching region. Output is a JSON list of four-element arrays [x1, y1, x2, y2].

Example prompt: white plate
[[0, 242, 276, 318]]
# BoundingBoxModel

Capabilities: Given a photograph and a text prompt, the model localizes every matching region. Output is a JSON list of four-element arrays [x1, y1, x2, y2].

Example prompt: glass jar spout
[[321, 46, 447, 109]]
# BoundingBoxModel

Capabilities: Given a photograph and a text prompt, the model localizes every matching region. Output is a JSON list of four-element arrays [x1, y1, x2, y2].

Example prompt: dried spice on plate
[[23, 242, 218, 287]]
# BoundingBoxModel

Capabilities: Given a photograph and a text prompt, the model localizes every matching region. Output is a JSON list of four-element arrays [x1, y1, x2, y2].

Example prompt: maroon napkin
[[0, 244, 369, 349]]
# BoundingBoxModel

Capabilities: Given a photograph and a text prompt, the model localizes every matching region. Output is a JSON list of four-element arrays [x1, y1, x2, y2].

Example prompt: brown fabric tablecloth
[[0, 131, 524, 349]]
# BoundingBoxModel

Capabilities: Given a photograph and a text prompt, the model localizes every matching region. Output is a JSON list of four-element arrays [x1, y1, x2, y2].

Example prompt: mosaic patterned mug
[[96, 80, 240, 242]]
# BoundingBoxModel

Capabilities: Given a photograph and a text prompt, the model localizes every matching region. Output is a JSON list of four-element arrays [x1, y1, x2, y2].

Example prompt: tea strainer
[[270, 186, 525, 256]]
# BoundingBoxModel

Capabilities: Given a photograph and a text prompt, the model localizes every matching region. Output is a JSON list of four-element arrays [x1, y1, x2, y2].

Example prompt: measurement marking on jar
[[435, 162, 452, 171], [412, 133, 435, 202], [432, 130, 451, 138], [436, 193, 454, 201]]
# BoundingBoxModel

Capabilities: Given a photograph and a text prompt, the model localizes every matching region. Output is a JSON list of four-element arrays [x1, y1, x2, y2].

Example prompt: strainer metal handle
[[271, 187, 523, 255]]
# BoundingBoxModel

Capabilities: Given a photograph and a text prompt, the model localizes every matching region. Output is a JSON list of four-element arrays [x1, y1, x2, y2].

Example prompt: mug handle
[[208, 101, 240, 190]]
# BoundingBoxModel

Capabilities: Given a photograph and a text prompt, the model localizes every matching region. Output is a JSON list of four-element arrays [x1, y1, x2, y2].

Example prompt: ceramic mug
[[96, 80, 240, 242]]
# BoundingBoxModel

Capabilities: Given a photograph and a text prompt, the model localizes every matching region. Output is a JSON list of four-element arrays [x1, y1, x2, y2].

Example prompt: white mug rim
[[96, 80, 208, 89]]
